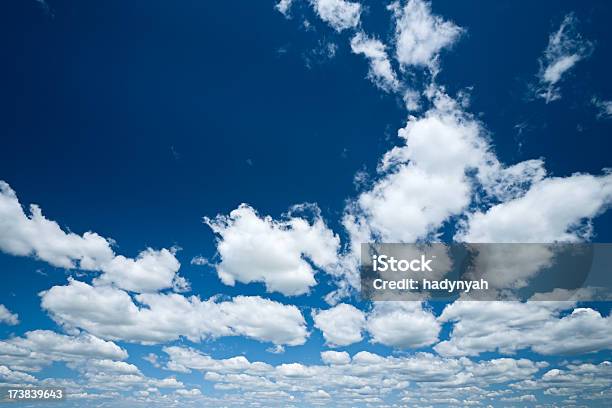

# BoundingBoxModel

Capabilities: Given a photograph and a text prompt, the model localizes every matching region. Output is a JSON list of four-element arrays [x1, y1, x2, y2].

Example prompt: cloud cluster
[[435, 302, 612, 356], [162, 346, 556, 406], [0, 330, 127, 373], [313, 302, 440, 348], [41, 279, 308, 346], [205, 204, 339, 296]]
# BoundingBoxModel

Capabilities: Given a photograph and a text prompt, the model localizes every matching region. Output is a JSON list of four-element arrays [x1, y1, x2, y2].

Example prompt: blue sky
[[1, 0, 612, 406]]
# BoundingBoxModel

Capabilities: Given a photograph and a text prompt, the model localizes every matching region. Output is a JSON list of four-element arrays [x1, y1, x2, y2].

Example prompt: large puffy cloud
[[313, 303, 365, 347], [0, 181, 114, 269], [345, 93, 495, 245], [435, 301, 612, 357], [457, 173, 612, 243], [389, 0, 463, 69], [350, 32, 400, 92], [536, 13, 593, 103], [0, 304, 19, 325], [0, 181, 183, 293], [313, 302, 440, 348], [92, 248, 182, 293], [336, 88, 612, 298], [338, 92, 497, 293], [205, 204, 339, 296], [309, 0, 361, 32], [40, 279, 308, 346]]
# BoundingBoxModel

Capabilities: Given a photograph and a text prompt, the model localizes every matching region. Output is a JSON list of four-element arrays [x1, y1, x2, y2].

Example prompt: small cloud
[[0, 304, 19, 326], [191, 256, 213, 267], [143, 353, 161, 368], [535, 13, 594, 103], [592, 97, 612, 119], [302, 40, 338, 69], [266, 345, 285, 354], [275, 0, 294, 18], [170, 145, 180, 160]]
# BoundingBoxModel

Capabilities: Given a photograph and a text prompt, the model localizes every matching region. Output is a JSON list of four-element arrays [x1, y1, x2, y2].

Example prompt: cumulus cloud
[[338, 92, 497, 292], [0, 180, 114, 270], [93, 248, 181, 293], [536, 13, 594, 103], [0, 304, 19, 325], [366, 302, 440, 348], [165, 346, 550, 406], [0, 330, 127, 373], [40, 279, 308, 346], [205, 204, 339, 296], [456, 173, 612, 243], [350, 32, 400, 92], [309, 0, 362, 32], [313, 302, 440, 348], [389, 0, 463, 69], [435, 302, 612, 356], [313, 303, 365, 346], [0, 365, 37, 384], [0, 181, 184, 293], [334, 86, 612, 298], [321, 350, 351, 365]]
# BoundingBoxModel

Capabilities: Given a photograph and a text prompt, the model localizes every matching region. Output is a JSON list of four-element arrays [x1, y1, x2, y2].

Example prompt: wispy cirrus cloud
[[535, 13, 594, 103]]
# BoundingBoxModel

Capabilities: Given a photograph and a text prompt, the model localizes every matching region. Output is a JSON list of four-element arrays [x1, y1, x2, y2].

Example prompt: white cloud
[[536, 13, 593, 103], [456, 173, 612, 243], [0, 330, 127, 373], [164, 346, 273, 374], [0, 365, 37, 384], [389, 0, 463, 69], [0, 304, 19, 325], [205, 204, 339, 296], [342, 93, 494, 265], [321, 350, 351, 365], [0, 181, 185, 293], [275, 0, 294, 18], [0, 180, 114, 270], [313, 303, 365, 347], [592, 96, 612, 119], [335, 87, 611, 297], [366, 302, 440, 348], [350, 32, 400, 92], [93, 248, 181, 293], [165, 346, 550, 405], [435, 302, 612, 356], [41, 279, 308, 346], [310, 0, 361, 32], [313, 302, 439, 349]]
